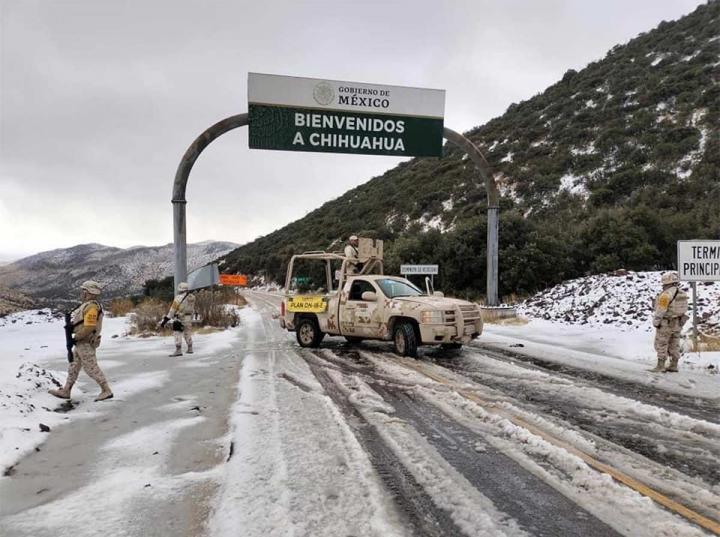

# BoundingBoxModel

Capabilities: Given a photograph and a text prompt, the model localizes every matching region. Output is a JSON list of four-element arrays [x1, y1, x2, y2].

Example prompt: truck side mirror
[[361, 291, 377, 302]]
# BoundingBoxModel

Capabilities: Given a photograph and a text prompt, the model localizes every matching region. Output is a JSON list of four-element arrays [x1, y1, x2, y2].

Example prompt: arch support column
[[443, 128, 499, 306], [172, 114, 248, 290]]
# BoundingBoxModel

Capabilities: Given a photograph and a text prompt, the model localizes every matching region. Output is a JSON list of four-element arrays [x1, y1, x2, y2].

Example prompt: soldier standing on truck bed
[[49, 281, 114, 401], [344, 235, 361, 274], [651, 271, 689, 373]]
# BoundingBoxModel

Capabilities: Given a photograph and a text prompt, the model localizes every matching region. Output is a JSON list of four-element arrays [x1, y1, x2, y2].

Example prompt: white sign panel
[[401, 264, 439, 275], [187, 263, 220, 290], [248, 73, 445, 118], [677, 240, 720, 281]]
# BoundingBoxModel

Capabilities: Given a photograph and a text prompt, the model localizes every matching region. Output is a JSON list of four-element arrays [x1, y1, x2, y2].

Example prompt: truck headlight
[[421, 310, 443, 324]]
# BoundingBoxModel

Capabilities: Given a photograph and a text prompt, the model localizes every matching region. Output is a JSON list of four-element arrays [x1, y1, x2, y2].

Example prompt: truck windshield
[[377, 278, 424, 298]]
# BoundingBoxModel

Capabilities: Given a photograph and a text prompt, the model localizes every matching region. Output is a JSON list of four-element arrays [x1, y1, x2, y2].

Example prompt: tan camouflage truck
[[279, 238, 483, 356]]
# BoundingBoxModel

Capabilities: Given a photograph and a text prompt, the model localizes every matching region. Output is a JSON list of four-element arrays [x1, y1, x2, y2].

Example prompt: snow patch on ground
[[209, 307, 409, 537], [558, 173, 590, 198], [520, 270, 720, 334], [570, 142, 596, 156], [0, 308, 239, 475], [648, 52, 670, 66], [1, 416, 210, 536]]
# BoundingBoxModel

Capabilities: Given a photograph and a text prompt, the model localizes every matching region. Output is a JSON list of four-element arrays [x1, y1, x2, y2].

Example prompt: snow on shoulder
[[481, 270, 720, 398], [519, 269, 720, 333]]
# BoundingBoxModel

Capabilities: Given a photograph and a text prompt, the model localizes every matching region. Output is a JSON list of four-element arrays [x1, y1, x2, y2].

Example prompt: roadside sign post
[[401, 264, 438, 290], [172, 73, 500, 305], [691, 281, 698, 349], [677, 240, 720, 351]]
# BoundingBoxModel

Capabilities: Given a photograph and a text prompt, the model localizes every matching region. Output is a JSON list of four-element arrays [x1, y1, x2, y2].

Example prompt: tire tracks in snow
[[470, 343, 720, 424], [301, 351, 464, 537], [302, 348, 621, 537], [435, 347, 720, 487]]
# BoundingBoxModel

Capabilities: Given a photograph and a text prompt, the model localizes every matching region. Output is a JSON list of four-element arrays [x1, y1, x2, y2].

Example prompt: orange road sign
[[219, 274, 248, 287]]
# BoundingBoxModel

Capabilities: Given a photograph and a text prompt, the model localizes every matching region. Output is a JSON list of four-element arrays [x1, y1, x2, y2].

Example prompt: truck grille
[[444, 306, 481, 325], [460, 305, 481, 324]]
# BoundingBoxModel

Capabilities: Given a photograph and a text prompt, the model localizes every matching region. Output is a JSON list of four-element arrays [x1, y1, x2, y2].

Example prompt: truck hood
[[392, 296, 476, 309]]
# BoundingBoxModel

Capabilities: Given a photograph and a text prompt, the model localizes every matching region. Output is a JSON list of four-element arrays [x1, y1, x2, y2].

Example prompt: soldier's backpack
[[669, 288, 689, 317]]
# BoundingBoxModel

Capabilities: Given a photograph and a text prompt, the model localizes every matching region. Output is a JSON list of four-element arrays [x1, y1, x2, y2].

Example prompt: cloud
[[0, 0, 706, 258]]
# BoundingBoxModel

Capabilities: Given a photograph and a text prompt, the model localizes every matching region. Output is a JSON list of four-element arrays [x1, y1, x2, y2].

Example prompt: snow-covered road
[[2, 293, 719, 536]]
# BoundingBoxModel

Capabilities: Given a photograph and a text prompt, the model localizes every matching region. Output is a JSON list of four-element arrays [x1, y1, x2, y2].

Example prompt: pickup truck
[[279, 241, 482, 357]]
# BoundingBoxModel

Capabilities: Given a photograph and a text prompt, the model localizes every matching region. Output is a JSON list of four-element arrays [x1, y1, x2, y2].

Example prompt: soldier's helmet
[[349, 235, 358, 242], [80, 280, 102, 295], [661, 271, 679, 285], [178, 282, 189, 292]]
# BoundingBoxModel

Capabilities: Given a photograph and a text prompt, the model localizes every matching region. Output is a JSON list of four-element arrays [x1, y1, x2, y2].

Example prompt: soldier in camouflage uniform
[[344, 235, 361, 274], [651, 271, 689, 373], [49, 281, 113, 401], [162, 282, 196, 357]]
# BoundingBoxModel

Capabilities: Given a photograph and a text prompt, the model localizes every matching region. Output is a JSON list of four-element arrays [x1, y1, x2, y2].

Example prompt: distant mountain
[[0, 241, 238, 301], [220, 2, 720, 300]]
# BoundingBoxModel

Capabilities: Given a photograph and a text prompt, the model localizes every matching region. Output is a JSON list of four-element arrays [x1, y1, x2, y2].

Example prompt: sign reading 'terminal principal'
[[678, 240, 720, 281], [248, 73, 445, 157]]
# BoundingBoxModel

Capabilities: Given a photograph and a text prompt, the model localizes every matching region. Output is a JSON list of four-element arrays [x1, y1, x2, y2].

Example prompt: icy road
[[1, 292, 719, 537]]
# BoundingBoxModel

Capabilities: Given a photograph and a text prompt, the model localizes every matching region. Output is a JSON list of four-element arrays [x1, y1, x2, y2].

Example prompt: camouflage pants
[[67, 343, 108, 387], [654, 318, 682, 365], [173, 322, 193, 349]]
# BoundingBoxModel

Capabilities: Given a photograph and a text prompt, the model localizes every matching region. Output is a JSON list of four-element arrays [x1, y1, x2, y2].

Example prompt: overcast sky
[[0, 0, 706, 261]]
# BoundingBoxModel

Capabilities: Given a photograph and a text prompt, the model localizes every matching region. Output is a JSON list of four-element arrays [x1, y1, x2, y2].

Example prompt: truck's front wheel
[[296, 318, 324, 348], [393, 322, 418, 357]]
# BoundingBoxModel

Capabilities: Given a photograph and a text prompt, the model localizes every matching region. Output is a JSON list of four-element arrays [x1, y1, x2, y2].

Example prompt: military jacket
[[168, 292, 196, 321], [73, 300, 103, 344]]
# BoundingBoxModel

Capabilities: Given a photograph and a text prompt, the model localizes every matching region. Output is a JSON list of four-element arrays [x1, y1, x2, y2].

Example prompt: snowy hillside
[[0, 241, 238, 301], [220, 2, 720, 297], [520, 270, 720, 334]]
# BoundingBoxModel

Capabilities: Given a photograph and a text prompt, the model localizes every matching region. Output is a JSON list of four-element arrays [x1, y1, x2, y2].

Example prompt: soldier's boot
[[94, 382, 114, 402], [48, 385, 72, 399], [649, 358, 666, 372], [664, 358, 679, 373], [169, 346, 183, 357], [186, 344, 193, 354]]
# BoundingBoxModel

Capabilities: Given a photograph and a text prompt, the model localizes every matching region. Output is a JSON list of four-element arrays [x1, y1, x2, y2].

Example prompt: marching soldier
[[651, 271, 689, 373], [49, 281, 113, 401], [161, 282, 196, 357]]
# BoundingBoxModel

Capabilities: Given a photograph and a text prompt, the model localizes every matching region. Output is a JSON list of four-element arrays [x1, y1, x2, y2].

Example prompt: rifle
[[159, 292, 191, 330], [63, 304, 81, 363]]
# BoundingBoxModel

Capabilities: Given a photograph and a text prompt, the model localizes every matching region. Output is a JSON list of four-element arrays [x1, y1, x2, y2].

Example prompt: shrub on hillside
[[193, 288, 241, 328], [110, 298, 134, 317], [129, 297, 168, 335]]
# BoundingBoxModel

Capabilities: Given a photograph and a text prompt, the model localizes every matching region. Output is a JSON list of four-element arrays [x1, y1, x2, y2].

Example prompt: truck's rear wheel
[[393, 322, 418, 357], [296, 318, 324, 348]]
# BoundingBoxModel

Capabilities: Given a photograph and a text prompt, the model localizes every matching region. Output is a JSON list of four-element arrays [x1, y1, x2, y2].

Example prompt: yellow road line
[[399, 359, 720, 536]]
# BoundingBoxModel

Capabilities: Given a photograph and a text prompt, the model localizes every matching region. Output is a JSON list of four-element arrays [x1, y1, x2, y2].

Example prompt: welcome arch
[[172, 114, 500, 305]]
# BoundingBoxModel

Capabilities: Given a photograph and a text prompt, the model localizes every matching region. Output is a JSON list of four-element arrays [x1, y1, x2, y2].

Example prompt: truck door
[[343, 279, 381, 337]]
